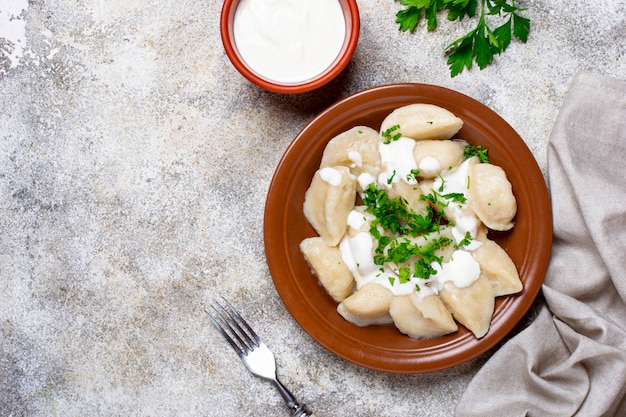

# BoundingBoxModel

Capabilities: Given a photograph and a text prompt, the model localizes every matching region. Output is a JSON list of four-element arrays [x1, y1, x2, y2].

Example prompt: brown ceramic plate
[[263, 84, 552, 373]]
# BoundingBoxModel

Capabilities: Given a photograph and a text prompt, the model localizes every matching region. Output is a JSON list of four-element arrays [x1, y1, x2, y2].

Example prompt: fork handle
[[290, 403, 316, 417], [273, 379, 316, 417]]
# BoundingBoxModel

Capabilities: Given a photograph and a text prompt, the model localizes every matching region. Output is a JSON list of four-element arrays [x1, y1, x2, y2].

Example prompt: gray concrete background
[[0, 0, 624, 416]]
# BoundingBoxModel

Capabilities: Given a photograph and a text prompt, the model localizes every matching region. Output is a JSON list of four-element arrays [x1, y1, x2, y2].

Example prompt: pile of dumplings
[[300, 103, 522, 340]]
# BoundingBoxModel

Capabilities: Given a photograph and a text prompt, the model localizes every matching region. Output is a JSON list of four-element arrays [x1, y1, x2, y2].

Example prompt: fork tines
[[207, 298, 260, 357]]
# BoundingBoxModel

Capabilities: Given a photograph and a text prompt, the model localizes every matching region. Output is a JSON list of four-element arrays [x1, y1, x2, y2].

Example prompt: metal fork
[[207, 298, 316, 417]]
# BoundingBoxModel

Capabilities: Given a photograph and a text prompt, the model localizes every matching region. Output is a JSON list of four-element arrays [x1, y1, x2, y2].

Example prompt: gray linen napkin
[[455, 72, 626, 417]]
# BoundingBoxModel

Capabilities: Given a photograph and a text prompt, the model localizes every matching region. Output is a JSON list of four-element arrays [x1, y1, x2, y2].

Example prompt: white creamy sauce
[[430, 249, 481, 289], [357, 173, 377, 190], [378, 137, 419, 187], [339, 232, 378, 281], [346, 209, 367, 230], [319, 167, 342, 186], [233, 0, 346, 83], [432, 158, 481, 248], [340, 233, 481, 296], [418, 156, 441, 177], [348, 151, 362, 167]]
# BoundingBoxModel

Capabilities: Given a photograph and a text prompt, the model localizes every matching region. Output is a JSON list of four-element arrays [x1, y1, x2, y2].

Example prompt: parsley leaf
[[395, 1, 442, 32], [394, 0, 531, 77], [463, 144, 490, 163], [381, 124, 402, 144]]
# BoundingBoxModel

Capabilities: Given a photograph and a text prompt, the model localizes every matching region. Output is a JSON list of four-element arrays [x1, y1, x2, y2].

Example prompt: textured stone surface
[[0, 0, 624, 416]]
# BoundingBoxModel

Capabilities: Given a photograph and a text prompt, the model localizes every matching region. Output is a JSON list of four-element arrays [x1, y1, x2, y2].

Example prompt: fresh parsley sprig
[[395, 0, 530, 77]]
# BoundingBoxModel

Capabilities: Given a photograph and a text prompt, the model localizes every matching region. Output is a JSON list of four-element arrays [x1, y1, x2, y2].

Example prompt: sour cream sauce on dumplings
[[340, 228, 481, 299], [233, 0, 346, 83], [378, 137, 419, 187], [432, 158, 482, 251], [339, 137, 483, 298]]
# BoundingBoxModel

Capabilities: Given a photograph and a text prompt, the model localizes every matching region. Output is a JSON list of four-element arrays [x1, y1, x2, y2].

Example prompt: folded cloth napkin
[[455, 72, 626, 417]]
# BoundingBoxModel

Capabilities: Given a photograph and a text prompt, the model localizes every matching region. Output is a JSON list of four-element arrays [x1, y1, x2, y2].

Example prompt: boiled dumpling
[[438, 275, 495, 338], [320, 126, 382, 184], [303, 166, 357, 246], [413, 140, 466, 178], [467, 162, 517, 231], [386, 179, 430, 217], [337, 282, 394, 326], [389, 291, 458, 339], [300, 237, 355, 303], [380, 103, 463, 141], [472, 238, 522, 296]]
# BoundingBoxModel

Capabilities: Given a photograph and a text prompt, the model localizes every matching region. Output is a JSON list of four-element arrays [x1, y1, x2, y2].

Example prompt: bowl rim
[[263, 83, 553, 373], [220, 0, 361, 94]]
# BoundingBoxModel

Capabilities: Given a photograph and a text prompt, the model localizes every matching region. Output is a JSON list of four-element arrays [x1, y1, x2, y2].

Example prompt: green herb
[[437, 175, 446, 192], [394, 0, 530, 77], [382, 124, 402, 144], [362, 184, 453, 280], [442, 192, 467, 204], [363, 183, 442, 236], [398, 267, 412, 283], [464, 144, 490, 163], [420, 185, 467, 208], [406, 168, 421, 182], [455, 231, 474, 248]]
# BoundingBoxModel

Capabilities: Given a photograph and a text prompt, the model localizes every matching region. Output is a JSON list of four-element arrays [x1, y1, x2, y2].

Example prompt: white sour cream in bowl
[[234, 0, 346, 83], [220, 0, 360, 93]]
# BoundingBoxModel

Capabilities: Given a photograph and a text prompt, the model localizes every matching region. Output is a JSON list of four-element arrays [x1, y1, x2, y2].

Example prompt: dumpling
[[438, 275, 495, 338], [303, 166, 357, 246], [320, 126, 382, 183], [413, 140, 466, 178], [467, 162, 517, 231], [386, 179, 430, 217], [300, 237, 355, 303], [389, 292, 458, 339], [472, 238, 522, 296], [337, 282, 394, 326], [380, 103, 463, 141]]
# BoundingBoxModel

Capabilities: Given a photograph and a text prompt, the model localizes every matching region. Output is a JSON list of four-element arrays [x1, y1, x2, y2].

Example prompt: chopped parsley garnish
[[442, 192, 467, 204], [455, 231, 474, 248], [381, 124, 402, 144], [406, 168, 421, 182], [362, 183, 453, 280], [464, 144, 490, 163], [419, 187, 467, 208]]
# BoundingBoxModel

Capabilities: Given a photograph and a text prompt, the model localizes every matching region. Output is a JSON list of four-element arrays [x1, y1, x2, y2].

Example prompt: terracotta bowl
[[220, 0, 360, 94], [264, 84, 552, 373]]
